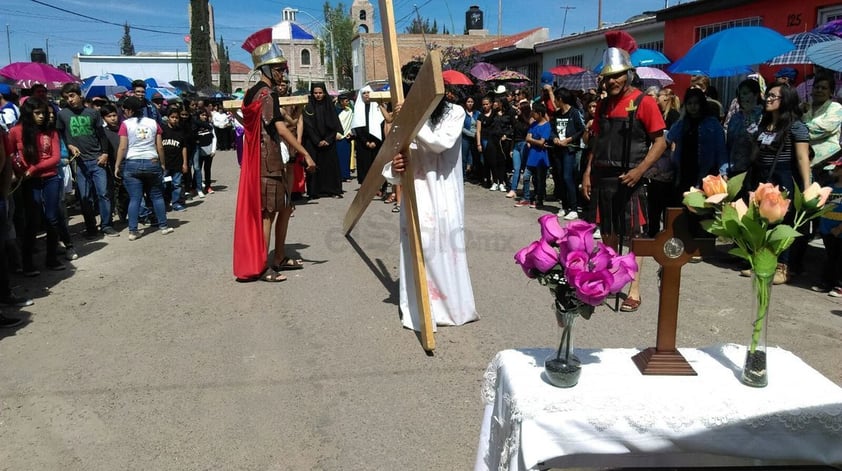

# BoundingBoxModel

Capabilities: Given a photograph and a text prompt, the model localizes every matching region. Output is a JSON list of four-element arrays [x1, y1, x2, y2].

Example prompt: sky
[[2, 0, 675, 71]]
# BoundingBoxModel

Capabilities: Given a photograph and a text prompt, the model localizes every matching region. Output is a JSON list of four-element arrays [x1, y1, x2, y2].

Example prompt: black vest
[[593, 91, 649, 177]]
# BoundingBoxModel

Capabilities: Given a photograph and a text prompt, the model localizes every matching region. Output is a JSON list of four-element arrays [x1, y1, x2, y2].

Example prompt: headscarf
[[350, 85, 384, 141], [302, 81, 340, 141]]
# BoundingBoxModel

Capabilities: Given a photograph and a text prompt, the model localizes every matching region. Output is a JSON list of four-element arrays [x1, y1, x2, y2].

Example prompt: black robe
[[302, 93, 343, 197]]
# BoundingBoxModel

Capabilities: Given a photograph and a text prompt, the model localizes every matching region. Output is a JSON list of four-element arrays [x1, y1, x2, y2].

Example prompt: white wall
[[74, 55, 192, 83]]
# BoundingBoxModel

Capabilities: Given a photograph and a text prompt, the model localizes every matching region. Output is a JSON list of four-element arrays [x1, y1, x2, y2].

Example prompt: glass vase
[[741, 272, 772, 387], [545, 305, 590, 388]]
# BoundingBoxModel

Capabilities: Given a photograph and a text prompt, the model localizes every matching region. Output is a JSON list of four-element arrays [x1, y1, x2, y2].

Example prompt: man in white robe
[[383, 100, 478, 331]]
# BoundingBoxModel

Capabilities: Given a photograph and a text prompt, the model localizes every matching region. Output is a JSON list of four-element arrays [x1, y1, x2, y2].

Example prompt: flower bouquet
[[683, 173, 831, 386], [515, 215, 638, 387]]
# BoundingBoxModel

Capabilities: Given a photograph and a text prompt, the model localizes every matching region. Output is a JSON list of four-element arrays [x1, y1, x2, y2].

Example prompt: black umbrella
[[169, 80, 197, 94]]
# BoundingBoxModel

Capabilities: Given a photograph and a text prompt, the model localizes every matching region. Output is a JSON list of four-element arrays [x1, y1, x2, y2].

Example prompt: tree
[[120, 22, 135, 56], [323, 2, 355, 90], [218, 37, 232, 94], [190, 0, 213, 89], [405, 16, 438, 34]]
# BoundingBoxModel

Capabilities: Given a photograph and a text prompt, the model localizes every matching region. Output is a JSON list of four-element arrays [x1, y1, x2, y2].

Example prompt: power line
[[28, 0, 183, 35]]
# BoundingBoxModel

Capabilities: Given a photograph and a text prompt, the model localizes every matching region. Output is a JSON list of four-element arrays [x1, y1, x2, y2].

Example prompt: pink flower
[[571, 270, 614, 306], [752, 184, 789, 224], [562, 250, 591, 280], [525, 239, 559, 274], [589, 244, 614, 272], [539, 214, 567, 245], [514, 241, 540, 278], [701, 174, 728, 197], [559, 220, 596, 260], [608, 252, 638, 292]]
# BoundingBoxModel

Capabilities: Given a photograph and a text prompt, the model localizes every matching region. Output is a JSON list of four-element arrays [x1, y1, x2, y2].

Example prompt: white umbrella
[[636, 67, 674, 87], [806, 41, 842, 72]]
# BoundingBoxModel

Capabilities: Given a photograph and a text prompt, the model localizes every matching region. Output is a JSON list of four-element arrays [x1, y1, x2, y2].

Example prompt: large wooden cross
[[630, 207, 715, 375], [342, 0, 445, 352]]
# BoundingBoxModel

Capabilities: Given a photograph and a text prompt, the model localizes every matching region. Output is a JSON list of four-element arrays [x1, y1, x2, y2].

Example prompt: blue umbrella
[[146, 87, 180, 102], [81, 73, 133, 99], [669, 26, 794, 77], [593, 48, 671, 72], [806, 41, 842, 72], [144, 77, 173, 89]]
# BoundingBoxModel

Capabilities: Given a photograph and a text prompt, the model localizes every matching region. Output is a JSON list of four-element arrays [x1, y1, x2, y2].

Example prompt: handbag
[[10, 151, 28, 176]]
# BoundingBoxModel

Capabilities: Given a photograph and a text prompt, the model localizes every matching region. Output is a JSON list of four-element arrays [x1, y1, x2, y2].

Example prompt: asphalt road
[[2, 150, 840, 470]]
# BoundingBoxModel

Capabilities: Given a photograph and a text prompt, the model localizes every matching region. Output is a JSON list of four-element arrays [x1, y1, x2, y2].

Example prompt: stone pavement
[[1, 150, 840, 470]]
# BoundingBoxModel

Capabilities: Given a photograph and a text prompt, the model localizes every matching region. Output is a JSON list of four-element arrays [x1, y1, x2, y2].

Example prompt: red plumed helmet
[[605, 30, 638, 54]]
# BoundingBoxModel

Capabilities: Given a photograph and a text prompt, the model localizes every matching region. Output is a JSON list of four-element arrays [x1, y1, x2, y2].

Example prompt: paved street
[[2, 150, 841, 470]]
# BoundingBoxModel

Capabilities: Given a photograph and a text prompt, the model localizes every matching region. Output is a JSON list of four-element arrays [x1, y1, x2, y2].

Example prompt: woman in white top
[[114, 96, 172, 240]]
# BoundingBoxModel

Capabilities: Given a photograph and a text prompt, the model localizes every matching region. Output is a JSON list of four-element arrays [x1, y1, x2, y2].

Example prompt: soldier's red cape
[[232, 97, 267, 280]]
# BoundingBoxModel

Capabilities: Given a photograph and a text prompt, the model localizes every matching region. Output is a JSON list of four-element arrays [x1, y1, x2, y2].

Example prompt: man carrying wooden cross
[[382, 61, 478, 331], [233, 27, 316, 282]]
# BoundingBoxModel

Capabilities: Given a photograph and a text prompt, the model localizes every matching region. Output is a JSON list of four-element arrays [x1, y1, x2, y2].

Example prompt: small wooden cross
[[630, 207, 715, 375]]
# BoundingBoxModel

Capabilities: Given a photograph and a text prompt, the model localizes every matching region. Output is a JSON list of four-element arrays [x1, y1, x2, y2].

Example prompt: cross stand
[[630, 207, 715, 375]]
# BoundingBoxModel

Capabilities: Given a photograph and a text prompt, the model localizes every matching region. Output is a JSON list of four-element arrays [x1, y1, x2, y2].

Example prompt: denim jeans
[[510, 140, 526, 192], [562, 148, 580, 212], [192, 148, 205, 192], [122, 159, 168, 232], [461, 136, 474, 172], [164, 169, 183, 206], [29, 175, 71, 264], [74, 158, 113, 232]]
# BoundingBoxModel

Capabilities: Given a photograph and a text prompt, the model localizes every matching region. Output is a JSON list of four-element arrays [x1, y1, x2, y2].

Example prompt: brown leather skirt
[[261, 176, 290, 213]]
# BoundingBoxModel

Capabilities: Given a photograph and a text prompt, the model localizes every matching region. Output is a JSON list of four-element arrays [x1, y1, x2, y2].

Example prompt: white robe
[[383, 103, 478, 331]]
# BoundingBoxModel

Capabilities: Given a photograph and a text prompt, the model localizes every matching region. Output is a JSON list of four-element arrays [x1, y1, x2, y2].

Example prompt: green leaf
[[719, 204, 744, 238], [727, 172, 746, 200], [683, 191, 708, 209], [793, 179, 804, 213], [753, 248, 778, 276], [729, 246, 751, 261], [768, 224, 801, 242]]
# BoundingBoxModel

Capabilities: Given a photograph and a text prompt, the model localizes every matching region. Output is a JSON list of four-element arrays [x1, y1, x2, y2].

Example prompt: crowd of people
[[0, 78, 244, 326]]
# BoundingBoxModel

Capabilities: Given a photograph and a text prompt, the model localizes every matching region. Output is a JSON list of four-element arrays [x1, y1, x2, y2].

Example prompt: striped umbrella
[[555, 71, 599, 91], [767, 32, 841, 65]]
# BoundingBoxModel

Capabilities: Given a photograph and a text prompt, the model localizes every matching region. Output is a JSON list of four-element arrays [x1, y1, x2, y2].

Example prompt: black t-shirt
[[162, 124, 186, 170]]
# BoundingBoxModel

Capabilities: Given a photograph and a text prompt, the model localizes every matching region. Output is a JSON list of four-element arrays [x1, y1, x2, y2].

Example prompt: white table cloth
[[475, 344, 842, 470]]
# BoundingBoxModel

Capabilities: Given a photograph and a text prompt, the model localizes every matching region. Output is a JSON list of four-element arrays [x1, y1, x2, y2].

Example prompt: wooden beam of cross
[[341, 0, 445, 352], [630, 207, 715, 375], [222, 92, 393, 111]]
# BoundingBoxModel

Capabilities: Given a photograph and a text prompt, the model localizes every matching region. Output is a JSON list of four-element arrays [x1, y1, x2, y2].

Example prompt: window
[[301, 49, 311, 66], [359, 10, 367, 21], [638, 40, 663, 52], [695, 17, 762, 42], [555, 54, 583, 68], [819, 5, 842, 24]]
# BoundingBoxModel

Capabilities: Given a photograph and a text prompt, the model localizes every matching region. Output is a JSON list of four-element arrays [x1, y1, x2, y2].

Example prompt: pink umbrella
[[636, 67, 674, 87], [0, 62, 79, 86], [470, 62, 501, 81]]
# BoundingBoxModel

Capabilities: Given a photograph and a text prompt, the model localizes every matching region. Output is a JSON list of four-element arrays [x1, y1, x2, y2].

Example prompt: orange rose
[[731, 198, 748, 220], [701, 175, 727, 198], [756, 185, 790, 224], [751, 182, 777, 207]]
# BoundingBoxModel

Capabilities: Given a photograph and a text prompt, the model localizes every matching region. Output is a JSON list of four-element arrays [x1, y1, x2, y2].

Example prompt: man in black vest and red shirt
[[581, 33, 667, 313]]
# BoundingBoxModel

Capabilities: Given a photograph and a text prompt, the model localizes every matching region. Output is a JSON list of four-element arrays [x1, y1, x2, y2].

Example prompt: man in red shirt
[[581, 46, 667, 312]]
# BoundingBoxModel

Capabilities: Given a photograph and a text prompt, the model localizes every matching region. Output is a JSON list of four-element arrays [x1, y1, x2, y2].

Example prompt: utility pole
[[497, 0, 502, 36], [598, 0, 603, 29], [6, 24, 11, 63], [560, 6, 576, 37]]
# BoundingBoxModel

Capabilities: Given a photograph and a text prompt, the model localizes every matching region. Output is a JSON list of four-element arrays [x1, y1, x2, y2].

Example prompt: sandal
[[384, 194, 396, 204], [620, 297, 641, 312], [391, 205, 400, 213], [260, 267, 287, 282], [273, 257, 304, 271]]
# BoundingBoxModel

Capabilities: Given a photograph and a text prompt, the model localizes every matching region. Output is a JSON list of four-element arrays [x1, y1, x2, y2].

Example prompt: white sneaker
[[197, 191, 206, 198], [498, 184, 507, 192], [128, 231, 140, 241], [593, 229, 601, 239], [564, 210, 579, 221], [489, 183, 499, 191], [160, 227, 174, 235], [64, 247, 78, 261]]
